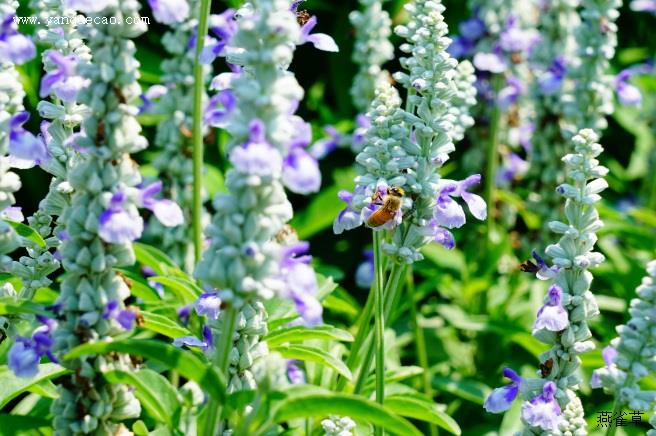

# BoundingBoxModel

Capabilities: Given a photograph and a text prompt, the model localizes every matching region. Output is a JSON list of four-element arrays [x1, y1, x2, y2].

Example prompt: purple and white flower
[[521, 381, 562, 431], [533, 285, 569, 332], [351, 114, 370, 152], [103, 300, 136, 330], [497, 152, 529, 186], [282, 147, 321, 195], [590, 345, 618, 388], [0, 15, 36, 65], [204, 89, 237, 128], [614, 69, 642, 107], [286, 359, 306, 384], [8, 112, 49, 169], [530, 250, 560, 280], [538, 57, 567, 95], [98, 192, 144, 244], [194, 292, 222, 320], [499, 15, 540, 55], [148, 0, 189, 25], [299, 16, 339, 52], [473, 52, 506, 73], [280, 241, 322, 326], [229, 120, 283, 177], [630, 0, 656, 13], [8, 317, 58, 378], [310, 126, 341, 159], [497, 76, 523, 110], [139, 85, 168, 113], [333, 189, 364, 234], [138, 181, 185, 227], [484, 368, 523, 413], [199, 9, 238, 64], [40, 51, 89, 103], [434, 175, 487, 229]]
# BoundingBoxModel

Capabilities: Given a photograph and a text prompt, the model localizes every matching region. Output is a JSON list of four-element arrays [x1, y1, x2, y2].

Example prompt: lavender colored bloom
[[8, 338, 40, 378], [173, 335, 208, 349], [177, 305, 192, 326], [103, 300, 136, 330], [139, 85, 168, 113], [434, 175, 487, 229], [200, 10, 238, 64], [204, 89, 237, 128], [355, 250, 374, 289], [40, 51, 88, 103], [590, 345, 618, 388], [534, 285, 569, 332], [334, 189, 364, 234], [521, 381, 562, 431], [138, 181, 184, 227], [538, 57, 567, 95], [630, 0, 656, 12], [615, 70, 642, 106], [310, 126, 341, 159], [300, 16, 338, 52], [148, 0, 189, 24], [0, 206, 23, 221], [447, 36, 475, 59], [195, 292, 222, 320], [531, 250, 560, 280], [280, 242, 323, 326], [202, 325, 213, 349], [473, 52, 506, 73], [484, 368, 523, 413], [0, 16, 36, 65], [230, 120, 283, 176], [98, 192, 144, 244], [65, 0, 111, 13], [459, 16, 485, 40], [497, 153, 529, 186], [499, 16, 540, 54], [8, 112, 49, 169], [497, 76, 523, 110], [518, 123, 534, 152], [351, 114, 370, 152], [282, 147, 321, 194], [286, 359, 306, 384]]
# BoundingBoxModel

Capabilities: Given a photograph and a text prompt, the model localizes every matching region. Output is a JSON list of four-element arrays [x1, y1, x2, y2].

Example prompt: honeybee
[[539, 358, 554, 378], [367, 186, 405, 228]]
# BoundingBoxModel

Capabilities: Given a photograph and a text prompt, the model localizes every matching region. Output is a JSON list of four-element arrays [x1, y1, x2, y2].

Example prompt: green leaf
[[149, 276, 202, 304], [264, 325, 353, 347], [432, 376, 490, 405], [134, 243, 185, 277], [384, 396, 461, 435], [272, 344, 352, 381], [141, 310, 191, 339], [65, 339, 225, 402], [363, 366, 424, 393], [104, 369, 180, 427], [114, 268, 162, 303], [27, 379, 59, 399], [1, 219, 46, 248], [204, 164, 226, 197], [0, 297, 49, 316], [0, 414, 51, 435], [0, 363, 70, 408], [274, 392, 422, 436]]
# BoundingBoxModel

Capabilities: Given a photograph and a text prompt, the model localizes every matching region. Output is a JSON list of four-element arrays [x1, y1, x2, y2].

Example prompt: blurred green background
[[12, 0, 656, 434]]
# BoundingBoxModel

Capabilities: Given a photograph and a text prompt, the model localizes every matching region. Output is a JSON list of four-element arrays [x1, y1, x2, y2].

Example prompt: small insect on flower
[[367, 186, 405, 228], [539, 358, 554, 378], [296, 10, 311, 26], [519, 258, 540, 274]]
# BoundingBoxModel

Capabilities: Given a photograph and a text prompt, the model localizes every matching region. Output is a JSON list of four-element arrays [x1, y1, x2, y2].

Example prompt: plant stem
[[373, 231, 385, 436], [203, 306, 238, 436], [485, 74, 502, 247], [352, 263, 406, 395], [407, 268, 438, 436], [191, 0, 212, 264], [605, 397, 623, 436]]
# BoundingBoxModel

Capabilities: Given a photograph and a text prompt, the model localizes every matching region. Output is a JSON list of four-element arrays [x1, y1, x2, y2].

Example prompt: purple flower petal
[[148, 0, 189, 24], [98, 208, 144, 244], [282, 148, 321, 195]]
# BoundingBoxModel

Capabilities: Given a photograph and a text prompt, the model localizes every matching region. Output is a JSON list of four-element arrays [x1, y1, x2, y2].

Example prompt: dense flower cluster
[[0, 0, 35, 267], [335, 0, 482, 263], [47, 1, 152, 432], [193, 0, 335, 394], [485, 129, 608, 433], [592, 260, 656, 416]]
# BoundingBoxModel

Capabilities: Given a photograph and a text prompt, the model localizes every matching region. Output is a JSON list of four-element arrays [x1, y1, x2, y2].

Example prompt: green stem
[[352, 263, 406, 395], [373, 232, 386, 436], [191, 0, 212, 264], [605, 397, 623, 436], [485, 74, 502, 247], [202, 306, 238, 436], [407, 268, 437, 436]]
